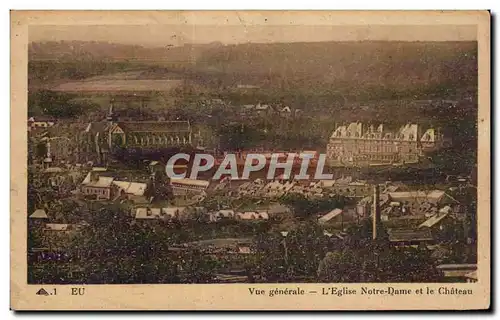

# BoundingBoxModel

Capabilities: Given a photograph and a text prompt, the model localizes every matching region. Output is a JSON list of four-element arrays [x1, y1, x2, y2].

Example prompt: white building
[[170, 178, 210, 195]]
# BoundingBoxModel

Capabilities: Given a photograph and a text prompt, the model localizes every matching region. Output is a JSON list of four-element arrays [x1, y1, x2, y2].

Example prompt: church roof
[[114, 121, 191, 133]]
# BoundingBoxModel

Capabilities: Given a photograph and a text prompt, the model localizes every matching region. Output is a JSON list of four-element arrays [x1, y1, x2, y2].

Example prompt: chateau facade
[[326, 122, 443, 167]]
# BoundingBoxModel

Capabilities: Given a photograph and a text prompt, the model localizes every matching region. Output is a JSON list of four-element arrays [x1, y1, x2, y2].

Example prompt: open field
[[52, 79, 184, 93]]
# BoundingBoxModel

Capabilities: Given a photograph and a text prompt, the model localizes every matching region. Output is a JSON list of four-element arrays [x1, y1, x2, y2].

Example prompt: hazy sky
[[29, 24, 477, 47]]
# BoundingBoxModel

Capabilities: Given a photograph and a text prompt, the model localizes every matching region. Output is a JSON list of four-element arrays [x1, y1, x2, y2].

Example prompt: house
[[28, 116, 56, 130], [280, 106, 292, 113], [255, 103, 270, 111], [236, 211, 269, 220], [148, 160, 164, 173], [134, 207, 191, 221], [135, 207, 162, 220], [162, 207, 188, 220], [330, 181, 371, 197], [210, 98, 224, 104], [383, 185, 400, 193], [387, 228, 434, 246], [112, 180, 148, 202], [44, 224, 71, 232], [43, 167, 65, 174], [318, 209, 343, 224], [387, 190, 458, 205], [209, 209, 235, 222], [419, 206, 453, 228], [80, 171, 115, 200], [386, 190, 459, 217], [170, 178, 210, 195], [44, 223, 87, 232], [318, 179, 336, 188], [30, 209, 48, 219], [238, 246, 252, 254], [436, 264, 477, 282], [323, 230, 348, 240]]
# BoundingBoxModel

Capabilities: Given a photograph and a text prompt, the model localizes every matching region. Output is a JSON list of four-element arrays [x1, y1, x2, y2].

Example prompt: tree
[[28, 90, 99, 118], [181, 249, 218, 283], [253, 223, 332, 282], [317, 225, 441, 283]]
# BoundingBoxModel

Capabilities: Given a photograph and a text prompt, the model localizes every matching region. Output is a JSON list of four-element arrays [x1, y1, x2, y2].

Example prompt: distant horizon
[[28, 38, 479, 48], [29, 24, 477, 47], [29, 39, 479, 49]]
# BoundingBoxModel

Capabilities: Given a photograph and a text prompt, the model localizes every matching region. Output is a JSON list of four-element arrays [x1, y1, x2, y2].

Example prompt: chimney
[[372, 185, 381, 240]]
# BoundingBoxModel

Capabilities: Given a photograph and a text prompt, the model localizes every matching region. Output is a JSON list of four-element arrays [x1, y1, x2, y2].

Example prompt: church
[[108, 121, 192, 149], [106, 100, 192, 150], [81, 101, 193, 165]]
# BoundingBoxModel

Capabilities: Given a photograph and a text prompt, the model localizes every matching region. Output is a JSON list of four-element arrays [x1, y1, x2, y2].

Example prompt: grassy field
[[52, 79, 184, 93]]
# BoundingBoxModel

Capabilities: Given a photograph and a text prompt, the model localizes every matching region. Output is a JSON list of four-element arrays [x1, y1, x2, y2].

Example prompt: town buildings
[[326, 122, 444, 167], [80, 168, 148, 202]]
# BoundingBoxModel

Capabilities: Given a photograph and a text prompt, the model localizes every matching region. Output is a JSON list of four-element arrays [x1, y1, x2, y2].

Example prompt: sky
[[29, 24, 477, 47]]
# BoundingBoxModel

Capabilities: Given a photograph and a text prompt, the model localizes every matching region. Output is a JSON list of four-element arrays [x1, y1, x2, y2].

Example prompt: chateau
[[326, 122, 443, 167]]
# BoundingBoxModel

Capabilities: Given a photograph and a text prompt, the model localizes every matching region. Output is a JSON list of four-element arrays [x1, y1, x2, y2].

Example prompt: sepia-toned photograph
[[11, 10, 490, 310]]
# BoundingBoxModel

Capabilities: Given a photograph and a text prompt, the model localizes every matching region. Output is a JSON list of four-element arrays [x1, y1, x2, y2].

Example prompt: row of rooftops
[[330, 122, 439, 143], [134, 206, 275, 221]]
